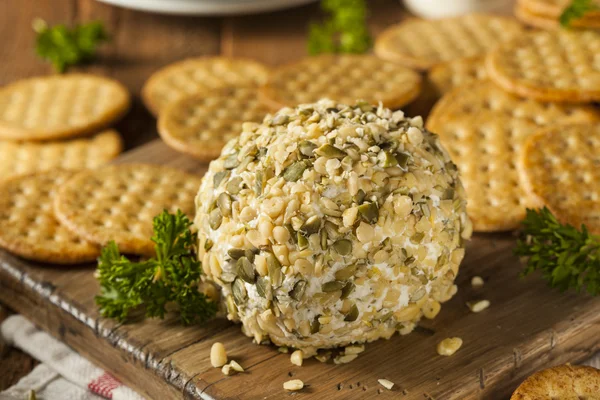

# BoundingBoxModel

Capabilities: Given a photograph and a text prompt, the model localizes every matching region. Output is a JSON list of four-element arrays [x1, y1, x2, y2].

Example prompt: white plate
[[95, 0, 317, 15]]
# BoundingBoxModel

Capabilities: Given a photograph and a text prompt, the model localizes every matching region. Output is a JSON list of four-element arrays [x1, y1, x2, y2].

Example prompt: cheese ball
[[195, 100, 471, 355]]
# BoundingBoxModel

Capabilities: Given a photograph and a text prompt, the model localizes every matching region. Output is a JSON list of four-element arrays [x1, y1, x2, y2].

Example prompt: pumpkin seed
[[381, 151, 398, 168], [257, 147, 267, 159], [335, 263, 358, 280], [286, 224, 298, 244], [256, 277, 271, 299], [213, 171, 229, 188], [301, 215, 321, 235], [353, 189, 366, 204], [405, 256, 415, 266], [442, 188, 455, 200], [410, 232, 424, 244], [245, 249, 256, 263], [320, 229, 328, 250], [267, 253, 283, 287], [236, 257, 256, 283], [282, 161, 308, 182], [223, 153, 240, 169], [323, 221, 340, 240], [322, 280, 345, 292], [272, 114, 289, 125], [379, 311, 393, 323], [209, 208, 223, 230], [232, 278, 247, 305], [217, 193, 233, 217], [395, 152, 410, 169], [358, 202, 379, 224], [411, 287, 426, 302], [220, 272, 236, 283], [226, 294, 237, 314], [299, 140, 317, 157], [310, 317, 320, 334], [226, 177, 243, 194], [341, 281, 355, 299], [297, 232, 309, 250], [255, 170, 264, 195], [227, 248, 245, 260], [333, 239, 352, 256], [238, 155, 253, 171], [344, 304, 359, 322], [289, 280, 307, 301], [315, 143, 347, 158], [204, 239, 213, 251]]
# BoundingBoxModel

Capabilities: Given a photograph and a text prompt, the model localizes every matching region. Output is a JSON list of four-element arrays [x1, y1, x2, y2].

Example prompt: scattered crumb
[[229, 360, 244, 372], [378, 388, 383, 394], [471, 276, 484, 288], [290, 349, 304, 366], [283, 379, 304, 391], [221, 364, 231, 376], [378, 378, 395, 390], [467, 299, 490, 313], [437, 337, 463, 356], [337, 383, 343, 391], [288, 371, 294, 377], [349, 384, 354, 389]]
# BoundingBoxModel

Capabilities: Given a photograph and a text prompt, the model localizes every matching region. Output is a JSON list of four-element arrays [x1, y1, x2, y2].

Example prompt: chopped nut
[[229, 360, 244, 372], [283, 379, 304, 391], [290, 349, 304, 366], [471, 276, 484, 288], [279, 346, 289, 353], [467, 299, 490, 313], [344, 344, 365, 355], [221, 364, 231, 375], [334, 353, 358, 364], [436, 337, 463, 356], [210, 342, 227, 368], [378, 378, 395, 390]]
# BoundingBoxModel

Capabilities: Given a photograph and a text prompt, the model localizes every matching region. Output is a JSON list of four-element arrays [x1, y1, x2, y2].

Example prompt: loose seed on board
[[210, 342, 228, 368], [283, 379, 304, 391]]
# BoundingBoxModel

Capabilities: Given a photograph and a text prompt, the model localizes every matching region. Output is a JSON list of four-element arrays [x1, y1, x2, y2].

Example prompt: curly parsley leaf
[[515, 207, 600, 296], [95, 210, 217, 325], [33, 19, 109, 73], [308, 0, 371, 55], [560, 0, 599, 27]]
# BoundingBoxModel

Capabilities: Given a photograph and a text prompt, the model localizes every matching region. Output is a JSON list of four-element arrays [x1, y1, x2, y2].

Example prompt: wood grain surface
[[1, 140, 600, 400]]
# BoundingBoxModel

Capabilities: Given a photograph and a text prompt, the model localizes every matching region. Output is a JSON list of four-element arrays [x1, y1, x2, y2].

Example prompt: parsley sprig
[[515, 208, 600, 296], [33, 19, 109, 73], [308, 0, 371, 55], [560, 0, 599, 27], [95, 210, 217, 325]]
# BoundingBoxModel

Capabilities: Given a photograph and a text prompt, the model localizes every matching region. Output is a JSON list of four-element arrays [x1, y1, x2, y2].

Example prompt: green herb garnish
[[95, 210, 217, 325], [515, 207, 600, 296], [33, 19, 109, 73], [308, 0, 371, 55], [560, 0, 599, 27]]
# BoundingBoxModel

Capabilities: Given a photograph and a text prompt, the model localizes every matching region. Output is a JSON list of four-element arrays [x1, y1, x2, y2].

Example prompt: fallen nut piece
[[437, 337, 463, 356], [471, 276, 485, 288], [467, 300, 490, 313], [344, 345, 365, 355], [283, 379, 304, 391], [229, 360, 244, 373], [378, 379, 395, 390], [221, 364, 232, 376], [290, 350, 304, 366], [210, 342, 228, 368], [334, 353, 359, 364]]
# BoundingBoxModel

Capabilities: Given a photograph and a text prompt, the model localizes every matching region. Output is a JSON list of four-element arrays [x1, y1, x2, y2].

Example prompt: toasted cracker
[[374, 14, 524, 70], [158, 86, 269, 162], [511, 364, 600, 400], [54, 164, 202, 256], [428, 57, 487, 96], [487, 30, 600, 103], [516, 0, 600, 18], [514, 3, 600, 29], [259, 54, 421, 110], [427, 111, 541, 231], [142, 57, 269, 116], [0, 171, 100, 264], [427, 81, 600, 129], [0, 129, 123, 183], [0, 74, 130, 141], [519, 124, 600, 234]]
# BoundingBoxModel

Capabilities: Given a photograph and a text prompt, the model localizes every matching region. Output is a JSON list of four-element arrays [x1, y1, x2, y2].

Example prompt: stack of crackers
[[515, 0, 600, 30]]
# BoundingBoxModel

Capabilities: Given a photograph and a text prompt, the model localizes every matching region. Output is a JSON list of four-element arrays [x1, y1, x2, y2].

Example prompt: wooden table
[[0, 0, 408, 389]]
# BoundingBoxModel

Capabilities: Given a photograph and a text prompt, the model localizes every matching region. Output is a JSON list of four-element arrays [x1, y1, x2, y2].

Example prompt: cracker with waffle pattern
[[428, 57, 487, 96], [519, 124, 600, 234], [0, 171, 100, 264], [0, 74, 130, 141], [374, 14, 524, 70], [516, 0, 600, 18], [514, 3, 600, 31], [487, 30, 600, 103], [54, 164, 202, 256], [0, 129, 122, 182], [259, 54, 421, 110], [511, 364, 600, 400], [142, 57, 269, 116], [427, 81, 600, 129], [158, 86, 269, 162]]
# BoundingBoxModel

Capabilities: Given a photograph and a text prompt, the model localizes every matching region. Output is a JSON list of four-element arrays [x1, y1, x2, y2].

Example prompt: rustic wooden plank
[[1, 140, 600, 400], [0, 306, 39, 391]]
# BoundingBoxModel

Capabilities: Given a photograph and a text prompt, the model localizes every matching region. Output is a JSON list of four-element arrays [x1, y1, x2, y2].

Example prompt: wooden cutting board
[[1, 139, 600, 400]]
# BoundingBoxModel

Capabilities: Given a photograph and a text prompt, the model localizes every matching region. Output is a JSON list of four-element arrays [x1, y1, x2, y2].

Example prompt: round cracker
[[0, 171, 100, 264], [374, 14, 524, 70], [54, 164, 202, 256], [0, 74, 130, 141], [158, 86, 269, 162], [514, 3, 600, 29], [0, 129, 123, 183], [516, 0, 600, 18], [511, 364, 600, 400], [428, 111, 544, 232], [142, 57, 270, 116], [428, 57, 487, 96], [427, 81, 600, 129], [487, 30, 600, 103], [259, 54, 421, 110], [519, 124, 600, 234]]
